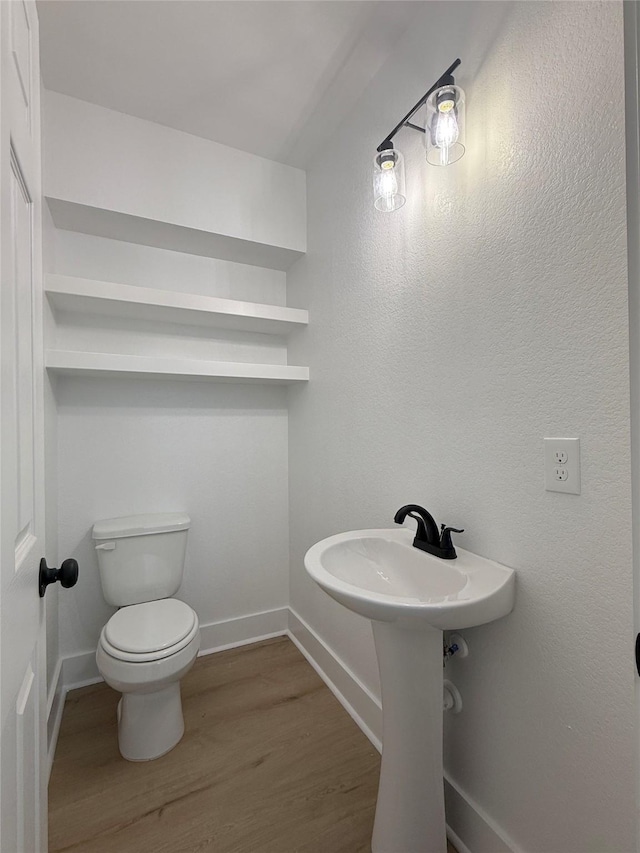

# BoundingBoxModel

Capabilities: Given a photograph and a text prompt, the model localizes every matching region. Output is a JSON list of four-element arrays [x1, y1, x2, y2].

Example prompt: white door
[[0, 1, 47, 851]]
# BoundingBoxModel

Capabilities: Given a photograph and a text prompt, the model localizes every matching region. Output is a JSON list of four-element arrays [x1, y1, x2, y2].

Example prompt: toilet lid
[[105, 599, 197, 655]]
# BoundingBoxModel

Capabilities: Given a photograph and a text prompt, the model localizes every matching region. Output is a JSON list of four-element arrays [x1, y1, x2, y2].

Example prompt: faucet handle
[[439, 525, 464, 551]]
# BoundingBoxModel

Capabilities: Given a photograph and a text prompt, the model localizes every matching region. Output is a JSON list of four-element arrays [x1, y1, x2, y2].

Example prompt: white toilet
[[93, 513, 200, 762]]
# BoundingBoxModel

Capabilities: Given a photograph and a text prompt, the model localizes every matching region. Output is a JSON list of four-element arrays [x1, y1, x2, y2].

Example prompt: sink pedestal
[[372, 621, 446, 853], [304, 528, 515, 851]]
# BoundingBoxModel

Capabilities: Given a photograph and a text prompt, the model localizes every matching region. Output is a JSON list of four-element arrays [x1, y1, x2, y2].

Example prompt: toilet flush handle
[[95, 542, 116, 551]]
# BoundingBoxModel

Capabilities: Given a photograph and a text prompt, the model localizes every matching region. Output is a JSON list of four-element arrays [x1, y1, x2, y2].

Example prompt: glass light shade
[[425, 84, 465, 166], [373, 147, 406, 212]]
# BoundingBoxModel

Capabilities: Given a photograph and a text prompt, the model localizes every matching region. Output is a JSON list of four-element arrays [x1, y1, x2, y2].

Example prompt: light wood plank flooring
[[49, 636, 457, 853]]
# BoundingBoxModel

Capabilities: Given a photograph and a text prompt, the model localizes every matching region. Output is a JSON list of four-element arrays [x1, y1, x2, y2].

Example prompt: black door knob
[[39, 557, 79, 597]]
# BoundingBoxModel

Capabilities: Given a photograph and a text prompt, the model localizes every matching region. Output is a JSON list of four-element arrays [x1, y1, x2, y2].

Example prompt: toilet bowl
[[96, 598, 200, 761], [92, 513, 200, 761]]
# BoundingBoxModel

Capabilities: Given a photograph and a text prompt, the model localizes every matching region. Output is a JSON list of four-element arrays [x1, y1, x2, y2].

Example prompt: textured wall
[[287, 2, 635, 851]]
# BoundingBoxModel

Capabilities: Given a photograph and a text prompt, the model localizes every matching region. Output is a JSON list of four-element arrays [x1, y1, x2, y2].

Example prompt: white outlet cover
[[544, 438, 581, 494]]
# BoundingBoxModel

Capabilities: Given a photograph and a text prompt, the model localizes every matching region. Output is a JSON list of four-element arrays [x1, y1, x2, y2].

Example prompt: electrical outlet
[[545, 438, 580, 494]]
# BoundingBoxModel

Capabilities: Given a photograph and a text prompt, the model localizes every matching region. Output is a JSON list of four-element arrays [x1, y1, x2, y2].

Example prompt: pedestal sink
[[304, 528, 515, 853]]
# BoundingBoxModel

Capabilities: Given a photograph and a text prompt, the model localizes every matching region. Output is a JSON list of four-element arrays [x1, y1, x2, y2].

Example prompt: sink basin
[[304, 527, 515, 629], [304, 527, 516, 853]]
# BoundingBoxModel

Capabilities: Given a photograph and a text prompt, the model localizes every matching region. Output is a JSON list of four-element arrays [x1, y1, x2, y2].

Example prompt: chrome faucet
[[394, 504, 463, 560]]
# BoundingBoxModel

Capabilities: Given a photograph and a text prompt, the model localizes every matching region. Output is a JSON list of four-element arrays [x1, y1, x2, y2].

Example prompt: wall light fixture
[[373, 58, 464, 212]]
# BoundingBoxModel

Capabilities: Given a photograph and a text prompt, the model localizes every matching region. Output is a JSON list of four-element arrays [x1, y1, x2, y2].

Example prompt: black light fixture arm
[[376, 58, 461, 152]]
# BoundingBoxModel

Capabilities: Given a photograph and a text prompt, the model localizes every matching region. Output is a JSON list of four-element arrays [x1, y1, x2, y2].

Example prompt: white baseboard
[[446, 824, 474, 853], [46, 650, 104, 776], [46, 658, 65, 780], [47, 604, 515, 853], [62, 651, 102, 691], [198, 607, 288, 656], [287, 608, 383, 751], [46, 657, 63, 722], [444, 774, 521, 853]]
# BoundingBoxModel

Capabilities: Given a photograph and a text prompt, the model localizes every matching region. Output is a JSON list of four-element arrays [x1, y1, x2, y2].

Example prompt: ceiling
[[37, 0, 420, 169]]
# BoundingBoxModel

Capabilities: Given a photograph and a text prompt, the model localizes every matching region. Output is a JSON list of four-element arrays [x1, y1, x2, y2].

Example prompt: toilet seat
[[101, 599, 199, 663]]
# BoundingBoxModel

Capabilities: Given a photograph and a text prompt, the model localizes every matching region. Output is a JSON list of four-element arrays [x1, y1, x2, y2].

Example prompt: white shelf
[[46, 350, 309, 385], [46, 274, 308, 336], [46, 198, 305, 272]]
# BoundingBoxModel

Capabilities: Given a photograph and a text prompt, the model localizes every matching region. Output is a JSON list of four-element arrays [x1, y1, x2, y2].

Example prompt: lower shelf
[[45, 350, 309, 385]]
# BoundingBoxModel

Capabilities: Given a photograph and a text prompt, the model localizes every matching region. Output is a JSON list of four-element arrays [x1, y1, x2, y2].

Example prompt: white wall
[[287, 3, 635, 852], [50, 231, 292, 660], [50, 234, 289, 367], [54, 229, 288, 305], [44, 91, 306, 254], [56, 376, 289, 659], [43, 95, 299, 665]]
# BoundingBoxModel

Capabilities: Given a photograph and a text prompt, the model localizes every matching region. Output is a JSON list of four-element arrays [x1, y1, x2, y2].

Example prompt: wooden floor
[[49, 636, 457, 853]]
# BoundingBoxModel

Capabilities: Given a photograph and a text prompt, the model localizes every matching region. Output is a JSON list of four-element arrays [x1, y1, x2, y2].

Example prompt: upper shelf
[[46, 274, 309, 336], [46, 198, 305, 272], [46, 350, 309, 385]]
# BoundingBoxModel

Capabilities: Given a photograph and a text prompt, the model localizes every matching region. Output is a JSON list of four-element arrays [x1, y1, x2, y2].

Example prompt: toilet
[[93, 513, 200, 761]]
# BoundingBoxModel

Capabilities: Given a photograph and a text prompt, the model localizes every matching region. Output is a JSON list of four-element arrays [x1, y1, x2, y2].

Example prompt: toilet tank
[[92, 513, 191, 607]]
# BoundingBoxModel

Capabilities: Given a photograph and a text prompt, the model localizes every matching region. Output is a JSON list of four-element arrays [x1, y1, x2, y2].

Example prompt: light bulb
[[379, 167, 398, 199], [434, 109, 459, 166], [425, 83, 465, 166], [373, 147, 406, 212]]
